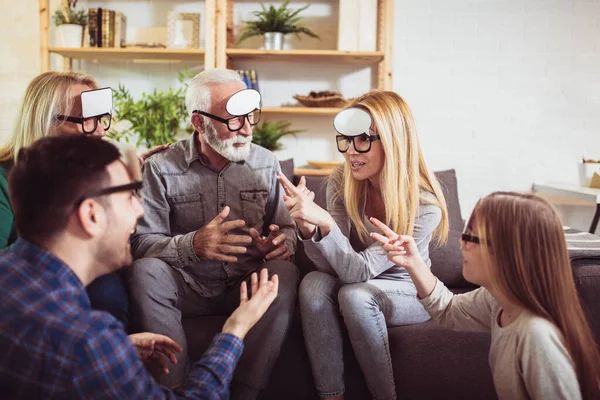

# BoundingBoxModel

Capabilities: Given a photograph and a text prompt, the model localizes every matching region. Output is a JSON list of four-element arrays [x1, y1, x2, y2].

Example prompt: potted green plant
[[109, 71, 193, 149], [251, 119, 304, 151], [53, 0, 87, 48], [236, 0, 320, 50]]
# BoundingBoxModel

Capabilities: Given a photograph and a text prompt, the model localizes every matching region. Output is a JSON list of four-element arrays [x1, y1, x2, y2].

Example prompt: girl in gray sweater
[[278, 90, 449, 400], [371, 192, 600, 400]]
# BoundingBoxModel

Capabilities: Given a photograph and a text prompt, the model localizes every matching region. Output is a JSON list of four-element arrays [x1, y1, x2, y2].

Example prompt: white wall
[[0, 0, 39, 135], [1, 0, 599, 230], [393, 0, 600, 228]]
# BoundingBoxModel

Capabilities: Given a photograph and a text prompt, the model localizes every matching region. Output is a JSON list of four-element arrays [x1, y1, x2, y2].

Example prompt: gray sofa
[[183, 165, 600, 400]]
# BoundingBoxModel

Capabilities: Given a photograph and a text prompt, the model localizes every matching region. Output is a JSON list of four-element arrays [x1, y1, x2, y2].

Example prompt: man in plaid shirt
[[0, 135, 279, 399]]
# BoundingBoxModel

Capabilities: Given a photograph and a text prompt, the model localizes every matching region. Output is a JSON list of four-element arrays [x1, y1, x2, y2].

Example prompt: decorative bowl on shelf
[[293, 91, 351, 108], [307, 160, 343, 169]]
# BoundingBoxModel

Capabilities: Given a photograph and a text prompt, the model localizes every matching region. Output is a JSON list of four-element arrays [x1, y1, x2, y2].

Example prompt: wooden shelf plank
[[48, 47, 206, 61], [261, 107, 341, 115], [227, 49, 384, 64], [294, 167, 334, 177]]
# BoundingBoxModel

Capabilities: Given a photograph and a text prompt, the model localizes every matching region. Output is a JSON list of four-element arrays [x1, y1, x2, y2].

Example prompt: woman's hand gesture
[[277, 174, 335, 238]]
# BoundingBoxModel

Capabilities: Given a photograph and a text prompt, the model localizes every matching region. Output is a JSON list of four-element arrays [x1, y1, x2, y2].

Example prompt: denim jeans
[[299, 271, 431, 400], [86, 272, 129, 329]]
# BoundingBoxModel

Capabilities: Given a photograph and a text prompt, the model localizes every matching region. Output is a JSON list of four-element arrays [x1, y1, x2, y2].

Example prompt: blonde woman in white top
[[371, 191, 600, 400]]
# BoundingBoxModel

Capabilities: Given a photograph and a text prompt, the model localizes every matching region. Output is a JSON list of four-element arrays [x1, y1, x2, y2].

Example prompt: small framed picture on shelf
[[167, 12, 201, 49]]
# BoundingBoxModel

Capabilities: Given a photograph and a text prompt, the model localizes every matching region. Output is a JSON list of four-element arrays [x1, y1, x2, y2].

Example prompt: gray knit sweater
[[301, 168, 442, 283]]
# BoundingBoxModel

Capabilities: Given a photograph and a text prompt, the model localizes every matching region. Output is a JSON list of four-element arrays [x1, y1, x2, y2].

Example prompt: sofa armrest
[[572, 259, 600, 347]]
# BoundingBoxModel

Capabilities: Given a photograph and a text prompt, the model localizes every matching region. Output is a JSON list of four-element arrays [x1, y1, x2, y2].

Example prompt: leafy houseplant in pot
[[109, 71, 193, 149], [236, 0, 320, 50], [53, 0, 87, 48], [251, 119, 304, 152]]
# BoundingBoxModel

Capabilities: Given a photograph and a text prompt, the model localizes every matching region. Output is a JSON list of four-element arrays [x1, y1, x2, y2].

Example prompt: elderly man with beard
[[129, 68, 299, 400]]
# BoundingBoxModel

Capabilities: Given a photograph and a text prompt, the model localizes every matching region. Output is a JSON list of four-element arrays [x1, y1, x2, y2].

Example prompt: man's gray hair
[[185, 68, 243, 116]]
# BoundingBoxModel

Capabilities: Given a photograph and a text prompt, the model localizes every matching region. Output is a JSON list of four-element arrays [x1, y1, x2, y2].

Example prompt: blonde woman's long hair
[[0, 71, 99, 162], [333, 90, 449, 243], [471, 192, 600, 399]]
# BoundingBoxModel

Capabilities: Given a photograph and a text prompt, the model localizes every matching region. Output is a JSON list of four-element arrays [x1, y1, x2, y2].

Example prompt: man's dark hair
[[9, 135, 121, 244]]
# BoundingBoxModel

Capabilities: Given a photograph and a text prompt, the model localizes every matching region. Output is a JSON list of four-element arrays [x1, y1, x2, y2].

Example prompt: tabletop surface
[[533, 182, 600, 203]]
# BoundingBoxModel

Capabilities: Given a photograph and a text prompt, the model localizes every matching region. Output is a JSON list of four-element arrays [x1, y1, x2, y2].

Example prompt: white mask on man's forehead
[[80, 87, 112, 118], [333, 107, 373, 137], [225, 89, 261, 115]]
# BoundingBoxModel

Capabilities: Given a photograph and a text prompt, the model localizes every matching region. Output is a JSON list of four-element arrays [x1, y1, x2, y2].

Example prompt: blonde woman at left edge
[[0, 71, 168, 328], [278, 90, 449, 400]]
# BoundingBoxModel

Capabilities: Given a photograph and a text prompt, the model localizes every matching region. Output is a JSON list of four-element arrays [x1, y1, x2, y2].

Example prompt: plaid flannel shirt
[[0, 239, 243, 399]]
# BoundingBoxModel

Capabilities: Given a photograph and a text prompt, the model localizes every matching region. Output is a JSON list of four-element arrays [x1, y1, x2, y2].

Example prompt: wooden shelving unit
[[39, 0, 393, 86]]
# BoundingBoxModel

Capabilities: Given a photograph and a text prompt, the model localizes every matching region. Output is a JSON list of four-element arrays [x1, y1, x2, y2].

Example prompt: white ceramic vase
[[56, 24, 83, 48], [578, 162, 600, 187]]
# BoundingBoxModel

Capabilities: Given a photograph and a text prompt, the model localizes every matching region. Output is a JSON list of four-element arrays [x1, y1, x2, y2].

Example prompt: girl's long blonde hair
[[472, 192, 600, 399], [0, 71, 99, 162], [333, 90, 448, 243]]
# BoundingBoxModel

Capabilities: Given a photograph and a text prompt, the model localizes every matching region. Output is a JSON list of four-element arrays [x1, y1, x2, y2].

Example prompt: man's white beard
[[204, 121, 251, 162]]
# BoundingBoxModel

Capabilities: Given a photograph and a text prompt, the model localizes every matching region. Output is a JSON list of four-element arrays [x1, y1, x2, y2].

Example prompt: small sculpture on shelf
[[53, 0, 87, 48], [236, 0, 320, 51], [293, 91, 351, 108]]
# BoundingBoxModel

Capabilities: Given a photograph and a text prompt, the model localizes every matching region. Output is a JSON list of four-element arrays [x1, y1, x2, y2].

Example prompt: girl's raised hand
[[369, 217, 424, 270]]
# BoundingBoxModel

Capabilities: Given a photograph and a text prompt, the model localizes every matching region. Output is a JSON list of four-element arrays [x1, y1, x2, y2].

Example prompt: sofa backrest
[[428, 170, 474, 288]]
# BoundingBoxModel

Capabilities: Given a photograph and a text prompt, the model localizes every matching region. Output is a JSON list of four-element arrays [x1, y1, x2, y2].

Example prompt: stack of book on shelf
[[87, 8, 127, 48], [236, 70, 260, 92]]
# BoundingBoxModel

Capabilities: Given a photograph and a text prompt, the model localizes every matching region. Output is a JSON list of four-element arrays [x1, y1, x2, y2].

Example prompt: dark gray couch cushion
[[279, 158, 294, 182], [293, 175, 328, 212], [390, 321, 496, 399], [572, 260, 600, 347], [430, 170, 475, 288], [291, 175, 328, 278], [433, 169, 464, 231]]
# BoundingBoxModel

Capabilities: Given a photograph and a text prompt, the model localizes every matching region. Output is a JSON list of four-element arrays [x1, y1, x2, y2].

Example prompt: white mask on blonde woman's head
[[333, 107, 373, 137]]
